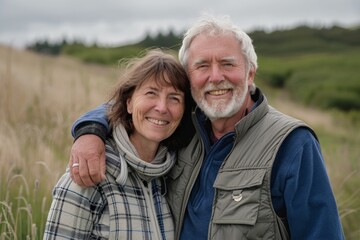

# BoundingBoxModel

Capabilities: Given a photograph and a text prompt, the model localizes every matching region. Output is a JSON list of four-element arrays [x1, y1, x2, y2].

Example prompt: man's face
[[186, 33, 255, 120]]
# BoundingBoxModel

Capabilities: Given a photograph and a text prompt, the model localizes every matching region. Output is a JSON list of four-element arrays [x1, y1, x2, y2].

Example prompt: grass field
[[0, 45, 359, 239]]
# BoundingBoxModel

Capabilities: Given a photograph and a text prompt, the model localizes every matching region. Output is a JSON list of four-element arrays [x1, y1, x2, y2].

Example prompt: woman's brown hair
[[107, 49, 195, 151]]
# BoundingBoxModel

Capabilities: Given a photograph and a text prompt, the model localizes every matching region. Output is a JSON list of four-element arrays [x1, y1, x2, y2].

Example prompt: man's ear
[[248, 68, 256, 86]]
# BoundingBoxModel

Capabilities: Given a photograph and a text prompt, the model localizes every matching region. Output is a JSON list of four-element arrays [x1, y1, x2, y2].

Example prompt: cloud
[[0, 0, 359, 48]]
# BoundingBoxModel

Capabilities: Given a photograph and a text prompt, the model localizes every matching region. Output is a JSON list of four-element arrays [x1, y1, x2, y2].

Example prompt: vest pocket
[[212, 169, 266, 225]]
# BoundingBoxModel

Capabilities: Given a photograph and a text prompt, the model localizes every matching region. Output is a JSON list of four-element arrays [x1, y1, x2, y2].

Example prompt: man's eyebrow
[[192, 59, 207, 66], [221, 56, 237, 62]]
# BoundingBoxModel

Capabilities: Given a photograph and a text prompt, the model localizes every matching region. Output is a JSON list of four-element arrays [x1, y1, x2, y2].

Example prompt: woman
[[44, 49, 194, 239]]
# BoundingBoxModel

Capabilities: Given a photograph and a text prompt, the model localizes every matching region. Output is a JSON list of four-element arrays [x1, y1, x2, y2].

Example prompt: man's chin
[[202, 108, 230, 120], [200, 103, 240, 120]]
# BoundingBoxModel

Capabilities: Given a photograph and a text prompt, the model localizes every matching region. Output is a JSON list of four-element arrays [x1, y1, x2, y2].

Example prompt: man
[[69, 15, 344, 239]]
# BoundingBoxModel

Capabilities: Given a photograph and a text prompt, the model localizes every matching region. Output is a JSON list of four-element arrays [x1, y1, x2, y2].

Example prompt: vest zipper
[[175, 142, 205, 240]]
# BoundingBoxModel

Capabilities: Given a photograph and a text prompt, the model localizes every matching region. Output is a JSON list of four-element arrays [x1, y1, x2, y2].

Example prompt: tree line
[[27, 25, 360, 57]]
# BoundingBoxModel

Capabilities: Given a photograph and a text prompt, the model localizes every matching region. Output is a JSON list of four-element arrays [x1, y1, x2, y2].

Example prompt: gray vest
[[168, 96, 312, 240]]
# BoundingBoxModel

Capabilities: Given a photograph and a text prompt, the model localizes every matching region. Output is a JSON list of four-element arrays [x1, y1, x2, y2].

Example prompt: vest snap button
[[232, 193, 243, 202]]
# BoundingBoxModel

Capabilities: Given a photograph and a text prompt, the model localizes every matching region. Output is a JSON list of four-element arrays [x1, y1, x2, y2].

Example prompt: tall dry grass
[[0, 45, 117, 239], [0, 45, 359, 239]]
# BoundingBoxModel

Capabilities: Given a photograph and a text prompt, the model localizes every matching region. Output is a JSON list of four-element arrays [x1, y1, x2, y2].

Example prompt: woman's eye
[[170, 97, 180, 102], [169, 95, 183, 103], [146, 91, 156, 96]]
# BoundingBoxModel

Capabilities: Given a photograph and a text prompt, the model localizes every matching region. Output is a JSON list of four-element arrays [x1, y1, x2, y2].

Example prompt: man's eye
[[223, 63, 234, 67], [197, 64, 208, 69]]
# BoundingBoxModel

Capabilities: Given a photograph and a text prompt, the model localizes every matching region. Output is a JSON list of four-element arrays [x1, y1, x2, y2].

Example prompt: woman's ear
[[126, 98, 132, 114]]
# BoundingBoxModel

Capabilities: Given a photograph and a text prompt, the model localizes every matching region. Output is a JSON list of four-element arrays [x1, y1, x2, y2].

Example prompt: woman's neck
[[129, 135, 158, 162]]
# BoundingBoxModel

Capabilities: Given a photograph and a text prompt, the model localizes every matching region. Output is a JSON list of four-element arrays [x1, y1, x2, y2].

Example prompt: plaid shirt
[[44, 139, 175, 239]]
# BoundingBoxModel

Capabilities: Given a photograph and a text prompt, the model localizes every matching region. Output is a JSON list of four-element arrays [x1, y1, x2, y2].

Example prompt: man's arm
[[69, 104, 109, 187], [272, 128, 344, 239], [71, 103, 110, 139]]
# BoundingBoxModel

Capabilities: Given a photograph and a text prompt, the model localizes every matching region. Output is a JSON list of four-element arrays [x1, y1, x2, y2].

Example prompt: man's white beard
[[192, 80, 248, 120]]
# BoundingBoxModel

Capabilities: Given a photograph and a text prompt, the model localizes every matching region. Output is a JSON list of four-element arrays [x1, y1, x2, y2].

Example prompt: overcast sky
[[1, 0, 359, 49]]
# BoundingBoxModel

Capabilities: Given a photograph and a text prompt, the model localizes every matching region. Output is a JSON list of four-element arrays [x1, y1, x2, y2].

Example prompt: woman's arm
[[44, 173, 102, 239]]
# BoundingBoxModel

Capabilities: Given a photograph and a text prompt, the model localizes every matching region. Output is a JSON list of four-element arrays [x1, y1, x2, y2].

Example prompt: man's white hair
[[178, 14, 258, 77]]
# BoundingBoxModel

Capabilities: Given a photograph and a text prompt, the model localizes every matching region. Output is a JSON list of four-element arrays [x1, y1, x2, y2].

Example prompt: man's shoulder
[[283, 127, 318, 147]]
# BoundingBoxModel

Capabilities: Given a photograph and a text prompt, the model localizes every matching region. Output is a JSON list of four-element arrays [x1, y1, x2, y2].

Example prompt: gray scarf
[[112, 124, 175, 185]]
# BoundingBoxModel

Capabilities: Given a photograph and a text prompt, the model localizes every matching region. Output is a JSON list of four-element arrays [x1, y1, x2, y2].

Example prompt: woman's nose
[[154, 97, 168, 113]]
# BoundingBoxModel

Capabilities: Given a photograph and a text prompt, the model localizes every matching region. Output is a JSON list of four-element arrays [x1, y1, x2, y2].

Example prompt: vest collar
[[193, 87, 269, 142], [234, 88, 269, 139]]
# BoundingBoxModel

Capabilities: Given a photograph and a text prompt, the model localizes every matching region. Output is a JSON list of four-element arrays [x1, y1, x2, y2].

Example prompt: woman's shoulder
[[53, 172, 106, 209]]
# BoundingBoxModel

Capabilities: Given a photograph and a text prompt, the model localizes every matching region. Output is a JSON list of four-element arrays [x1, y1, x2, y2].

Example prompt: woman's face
[[127, 76, 185, 146]]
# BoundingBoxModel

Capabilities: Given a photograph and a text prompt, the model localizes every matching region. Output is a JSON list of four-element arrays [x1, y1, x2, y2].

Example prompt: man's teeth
[[208, 89, 229, 95], [148, 118, 168, 125]]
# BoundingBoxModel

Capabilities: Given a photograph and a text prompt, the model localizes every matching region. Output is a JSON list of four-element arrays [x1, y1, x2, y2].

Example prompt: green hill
[[251, 25, 360, 114], [26, 25, 360, 116], [251, 25, 360, 56]]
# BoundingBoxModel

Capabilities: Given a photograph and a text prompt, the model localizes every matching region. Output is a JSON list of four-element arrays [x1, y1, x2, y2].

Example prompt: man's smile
[[207, 89, 231, 96]]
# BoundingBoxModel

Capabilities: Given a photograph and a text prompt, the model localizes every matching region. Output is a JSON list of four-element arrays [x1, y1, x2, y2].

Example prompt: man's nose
[[209, 65, 224, 83]]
